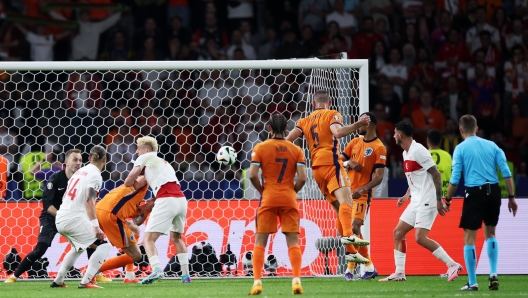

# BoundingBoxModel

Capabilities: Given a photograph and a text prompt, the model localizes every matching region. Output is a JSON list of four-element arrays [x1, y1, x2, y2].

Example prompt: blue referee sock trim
[[486, 238, 498, 276], [464, 245, 477, 286]]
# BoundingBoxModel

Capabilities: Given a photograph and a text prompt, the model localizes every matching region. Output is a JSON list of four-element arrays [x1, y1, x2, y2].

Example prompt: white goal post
[[0, 58, 368, 279]]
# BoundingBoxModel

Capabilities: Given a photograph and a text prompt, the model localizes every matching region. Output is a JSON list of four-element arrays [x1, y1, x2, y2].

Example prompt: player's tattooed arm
[[427, 166, 443, 202], [86, 187, 98, 202]]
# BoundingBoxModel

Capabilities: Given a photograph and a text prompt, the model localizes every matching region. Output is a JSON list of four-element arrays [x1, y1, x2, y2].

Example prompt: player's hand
[[508, 198, 518, 217], [133, 214, 146, 226], [352, 187, 366, 199], [349, 161, 363, 172], [357, 114, 371, 126], [138, 200, 155, 215], [437, 201, 448, 216], [397, 196, 408, 207], [94, 227, 104, 240], [125, 219, 141, 235]]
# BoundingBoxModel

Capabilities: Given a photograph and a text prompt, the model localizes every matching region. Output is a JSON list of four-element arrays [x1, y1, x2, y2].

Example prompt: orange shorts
[[352, 195, 370, 221], [313, 165, 351, 203], [96, 209, 137, 249], [256, 206, 300, 234]]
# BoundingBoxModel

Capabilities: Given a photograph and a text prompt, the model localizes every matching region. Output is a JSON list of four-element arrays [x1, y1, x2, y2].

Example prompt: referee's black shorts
[[459, 183, 501, 230], [38, 215, 58, 247]]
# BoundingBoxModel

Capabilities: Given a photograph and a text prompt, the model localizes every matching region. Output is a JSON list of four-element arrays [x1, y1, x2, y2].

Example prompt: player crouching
[[95, 176, 151, 283]]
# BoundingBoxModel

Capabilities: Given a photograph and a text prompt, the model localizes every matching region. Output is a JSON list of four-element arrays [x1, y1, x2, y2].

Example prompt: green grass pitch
[[2, 275, 528, 297]]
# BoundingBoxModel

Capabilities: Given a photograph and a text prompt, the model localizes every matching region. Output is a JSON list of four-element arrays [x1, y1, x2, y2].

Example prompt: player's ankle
[[253, 279, 262, 286], [125, 271, 135, 280], [292, 277, 301, 285]]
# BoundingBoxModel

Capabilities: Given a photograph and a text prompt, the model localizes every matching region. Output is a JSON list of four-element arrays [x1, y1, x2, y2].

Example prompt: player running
[[248, 113, 307, 295], [286, 89, 371, 263], [94, 176, 150, 283], [51, 145, 111, 289], [4, 149, 83, 283], [124, 136, 191, 284], [379, 121, 462, 282], [341, 112, 386, 281]]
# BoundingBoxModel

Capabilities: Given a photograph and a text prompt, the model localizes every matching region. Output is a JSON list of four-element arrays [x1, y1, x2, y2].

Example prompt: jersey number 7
[[275, 158, 289, 183], [65, 178, 80, 201]]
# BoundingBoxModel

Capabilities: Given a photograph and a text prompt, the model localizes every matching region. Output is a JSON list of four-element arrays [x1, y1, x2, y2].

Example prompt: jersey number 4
[[65, 178, 80, 200]]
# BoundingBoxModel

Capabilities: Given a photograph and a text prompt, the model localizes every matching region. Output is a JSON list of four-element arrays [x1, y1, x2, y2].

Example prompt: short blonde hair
[[137, 136, 158, 152], [314, 90, 330, 103]]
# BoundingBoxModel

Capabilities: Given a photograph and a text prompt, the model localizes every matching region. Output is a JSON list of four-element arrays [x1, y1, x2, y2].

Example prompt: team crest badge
[[130, 235, 135, 242], [364, 148, 373, 157], [334, 115, 339, 120], [47, 182, 53, 190]]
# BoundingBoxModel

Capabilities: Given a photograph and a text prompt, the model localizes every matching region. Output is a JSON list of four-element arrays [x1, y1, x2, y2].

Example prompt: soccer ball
[[216, 146, 237, 166]]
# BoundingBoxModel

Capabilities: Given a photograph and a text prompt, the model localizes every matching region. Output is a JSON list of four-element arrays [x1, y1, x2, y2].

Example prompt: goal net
[[0, 58, 368, 279]]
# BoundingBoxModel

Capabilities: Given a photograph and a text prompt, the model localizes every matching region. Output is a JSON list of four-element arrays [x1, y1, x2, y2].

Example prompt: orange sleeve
[[328, 110, 343, 128], [342, 139, 354, 160], [251, 144, 262, 166], [295, 118, 306, 137], [374, 144, 387, 166], [296, 146, 306, 166]]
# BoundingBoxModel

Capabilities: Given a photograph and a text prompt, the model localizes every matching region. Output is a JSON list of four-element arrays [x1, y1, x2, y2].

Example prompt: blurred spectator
[[134, 17, 164, 51], [137, 37, 164, 60], [369, 40, 389, 84], [378, 81, 401, 123], [380, 47, 407, 101], [457, 0, 479, 32], [466, 49, 496, 81], [239, 20, 260, 51], [20, 144, 48, 200], [411, 90, 446, 137], [298, 0, 331, 36], [480, 0, 503, 23], [506, 17, 523, 51], [192, 12, 229, 49], [435, 28, 471, 71], [167, 15, 192, 45], [99, 30, 134, 61], [373, 102, 395, 145], [13, 23, 70, 61], [226, 0, 254, 32], [401, 44, 416, 71], [352, 16, 384, 59], [400, 0, 423, 20], [321, 21, 350, 51], [420, 0, 437, 35], [107, 127, 136, 181], [72, 10, 121, 60], [467, 61, 500, 133], [401, 23, 425, 51], [440, 118, 463, 155], [506, 103, 528, 170], [197, 70, 235, 126], [227, 29, 256, 60], [436, 75, 468, 123], [513, 0, 527, 25], [408, 47, 436, 91], [465, 6, 500, 54], [299, 25, 318, 58], [198, 37, 224, 60], [361, 0, 392, 31], [478, 30, 501, 68], [400, 84, 422, 117], [257, 27, 278, 60], [436, 0, 466, 18], [275, 30, 302, 60], [429, 10, 452, 51], [326, 0, 356, 36], [167, 0, 190, 27], [492, 7, 511, 50], [503, 45, 528, 119], [233, 47, 246, 60], [236, 70, 271, 104], [374, 18, 390, 45]]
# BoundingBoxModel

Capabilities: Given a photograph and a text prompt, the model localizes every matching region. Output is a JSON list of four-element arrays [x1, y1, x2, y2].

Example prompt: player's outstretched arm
[[286, 128, 302, 142], [294, 165, 307, 193], [85, 187, 104, 240], [124, 166, 142, 187], [330, 114, 370, 138], [248, 164, 263, 195]]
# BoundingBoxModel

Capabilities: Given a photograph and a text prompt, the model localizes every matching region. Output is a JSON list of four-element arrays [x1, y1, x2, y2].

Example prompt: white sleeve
[[415, 147, 436, 170], [87, 174, 103, 192], [133, 153, 150, 169]]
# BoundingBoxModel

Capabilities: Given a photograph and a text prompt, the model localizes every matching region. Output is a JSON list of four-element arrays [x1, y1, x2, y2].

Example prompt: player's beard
[[358, 128, 367, 136]]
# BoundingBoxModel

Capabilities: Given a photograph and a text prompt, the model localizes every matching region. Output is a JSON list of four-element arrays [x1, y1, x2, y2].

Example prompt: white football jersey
[[57, 164, 102, 214], [403, 140, 437, 208], [134, 152, 179, 197]]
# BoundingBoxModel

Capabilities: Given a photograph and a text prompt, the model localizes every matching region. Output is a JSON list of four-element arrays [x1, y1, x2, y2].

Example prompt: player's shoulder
[[48, 170, 65, 182]]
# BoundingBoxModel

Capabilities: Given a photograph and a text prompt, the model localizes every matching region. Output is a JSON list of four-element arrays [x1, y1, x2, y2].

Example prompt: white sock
[[177, 253, 190, 276], [432, 247, 456, 267], [149, 255, 160, 271], [365, 263, 375, 272], [394, 249, 406, 274], [254, 279, 262, 285], [54, 249, 82, 284], [126, 271, 135, 280], [292, 277, 301, 285], [81, 243, 110, 284]]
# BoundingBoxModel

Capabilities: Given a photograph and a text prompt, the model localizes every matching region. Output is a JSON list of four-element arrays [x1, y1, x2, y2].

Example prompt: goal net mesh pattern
[[0, 60, 364, 279]]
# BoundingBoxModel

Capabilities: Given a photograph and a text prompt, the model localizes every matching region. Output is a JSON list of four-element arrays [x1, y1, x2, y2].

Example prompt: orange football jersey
[[343, 136, 387, 190], [251, 138, 305, 208], [96, 184, 149, 219], [295, 109, 344, 167]]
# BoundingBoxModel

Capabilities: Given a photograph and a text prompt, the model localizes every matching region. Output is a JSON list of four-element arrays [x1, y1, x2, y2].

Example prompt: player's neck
[[364, 130, 377, 141], [401, 138, 413, 152], [65, 169, 74, 179], [314, 104, 328, 110], [271, 133, 285, 139]]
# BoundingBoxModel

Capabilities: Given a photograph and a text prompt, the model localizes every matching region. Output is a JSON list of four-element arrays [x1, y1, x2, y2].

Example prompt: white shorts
[[399, 203, 438, 230], [145, 197, 187, 234], [56, 214, 96, 252]]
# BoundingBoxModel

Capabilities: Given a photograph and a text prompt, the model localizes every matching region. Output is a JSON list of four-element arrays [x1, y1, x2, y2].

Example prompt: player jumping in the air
[[124, 136, 191, 284], [248, 113, 307, 295], [287, 89, 371, 264], [51, 145, 111, 289], [379, 121, 462, 282], [95, 176, 150, 283], [341, 112, 387, 280]]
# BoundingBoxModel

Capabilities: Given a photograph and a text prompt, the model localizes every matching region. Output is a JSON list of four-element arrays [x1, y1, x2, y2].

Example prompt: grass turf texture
[[1, 275, 528, 297]]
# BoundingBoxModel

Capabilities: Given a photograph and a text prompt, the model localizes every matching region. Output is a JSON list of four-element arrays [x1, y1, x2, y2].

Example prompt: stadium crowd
[[0, 0, 527, 200]]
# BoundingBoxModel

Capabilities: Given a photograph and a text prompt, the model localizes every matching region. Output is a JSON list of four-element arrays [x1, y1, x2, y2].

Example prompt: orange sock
[[347, 261, 356, 271], [252, 245, 265, 281], [358, 234, 371, 266], [99, 254, 134, 273], [336, 217, 343, 237], [345, 244, 358, 254], [288, 245, 302, 278], [338, 204, 353, 237]]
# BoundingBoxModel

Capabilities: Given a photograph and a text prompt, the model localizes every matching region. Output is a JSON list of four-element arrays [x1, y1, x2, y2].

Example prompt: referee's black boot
[[460, 283, 478, 291], [489, 274, 499, 290]]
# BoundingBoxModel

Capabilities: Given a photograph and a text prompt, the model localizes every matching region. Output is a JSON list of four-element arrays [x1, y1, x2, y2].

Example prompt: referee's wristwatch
[[508, 195, 515, 199]]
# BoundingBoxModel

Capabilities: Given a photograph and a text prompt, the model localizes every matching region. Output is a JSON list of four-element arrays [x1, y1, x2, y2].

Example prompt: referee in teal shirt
[[446, 115, 518, 291]]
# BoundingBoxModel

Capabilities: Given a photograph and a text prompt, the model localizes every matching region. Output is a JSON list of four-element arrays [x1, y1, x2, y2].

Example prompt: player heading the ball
[[124, 136, 191, 284], [286, 89, 371, 266], [249, 113, 306, 295]]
